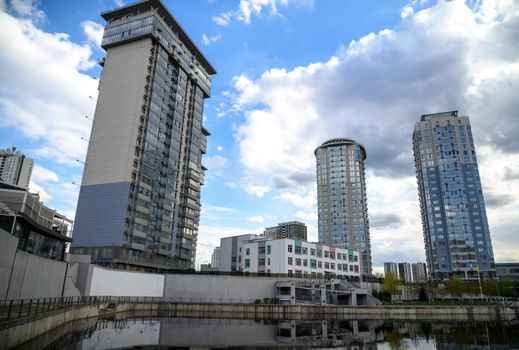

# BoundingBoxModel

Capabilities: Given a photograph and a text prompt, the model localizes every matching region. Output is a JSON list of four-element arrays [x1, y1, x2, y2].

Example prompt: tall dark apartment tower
[[71, 0, 216, 271], [315, 139, 372, 276], [413, 111, 496, 280]]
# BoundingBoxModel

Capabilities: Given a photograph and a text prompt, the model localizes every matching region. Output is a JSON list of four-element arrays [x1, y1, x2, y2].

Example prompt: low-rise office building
[[219, 234, 261, 272], [496, 263, 519, 280], [241, 238, 361, 279], [0, 182, 72, 261]]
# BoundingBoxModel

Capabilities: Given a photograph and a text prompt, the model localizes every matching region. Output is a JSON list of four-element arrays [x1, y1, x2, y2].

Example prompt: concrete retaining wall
[[163, 274, 283, 301], [0, 302, 514, 349], [90, 266, 164, 296]]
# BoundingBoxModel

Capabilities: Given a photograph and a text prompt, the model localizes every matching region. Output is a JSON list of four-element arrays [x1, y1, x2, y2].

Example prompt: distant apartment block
[[71, 0, 216, 271], [384, 261, 427, 283], [211, 246, 220, 270], [241, 237, 361, 279], [384, 262, 398, 277], [398, 262, 413, 283], [264, 221, 307, 241], [413, 111, 496, 280], [0, 182, 72, 261], [315, 138, 372, 276], [0, 148, 33, 189], [412, 262, 427, 282]]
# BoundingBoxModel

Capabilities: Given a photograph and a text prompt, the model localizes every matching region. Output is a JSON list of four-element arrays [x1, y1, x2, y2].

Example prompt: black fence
[[0, 295, 267, 323]]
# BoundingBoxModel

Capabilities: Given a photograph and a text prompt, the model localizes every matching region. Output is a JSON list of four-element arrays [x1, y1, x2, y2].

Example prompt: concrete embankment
[[0, 303, 515, 349]]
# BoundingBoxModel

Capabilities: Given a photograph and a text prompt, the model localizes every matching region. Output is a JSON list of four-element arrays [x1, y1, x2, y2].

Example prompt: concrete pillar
[[320, 285, 327, 305], [290, 282, 296, 305], [351, 291, 357, 306]]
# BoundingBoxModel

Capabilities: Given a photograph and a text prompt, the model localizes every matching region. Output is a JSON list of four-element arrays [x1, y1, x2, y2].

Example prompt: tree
[[498, 279, 517, 298], [418, 285, 428, 302], [482, 279, 498, 297], [446, 276, 466, 300], [383, 272, 400, 302]]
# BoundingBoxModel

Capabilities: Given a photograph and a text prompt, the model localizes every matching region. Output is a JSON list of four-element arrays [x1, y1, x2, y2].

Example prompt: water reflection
[[15, 316, 519, 349]]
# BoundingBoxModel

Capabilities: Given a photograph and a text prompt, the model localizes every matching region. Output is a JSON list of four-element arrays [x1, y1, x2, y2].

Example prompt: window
[[318, 261, 322, 268], [310, 249, 316, 256], [302, 247, 308, 255], [267, 245, 271, 255], [258, 246, 265, 254], [288, 270, 293, 276], [288, 245, 293, 253], [295, 245, 302, 254], [337, 254, 341, 260], [244, 259, 250, 268], [288, 257, 293, 265], [310, 259, 317, 269], [259, 258, 265, 266], [324, 251, 329, 258], [330, 252, 335, 259], [267, 258, 270, 265], [338, 264, 342, 270], [317, 249, 322, 258], [303, 259, 308, 267], [325, 262, 330, 269], [330, 263, 335, 270], [246, 248, 250, 256], [296, 258, 301, 266]]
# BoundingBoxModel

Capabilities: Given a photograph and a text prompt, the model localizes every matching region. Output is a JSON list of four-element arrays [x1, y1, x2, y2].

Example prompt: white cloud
[[0, 9, 98, 167], [32, 165, 59, 182], [225, 180, 238, 189], [216, 145, 223, 152], [201, 32, 221, 45], [244, 184, 270, 197], [8, 0, 44, 22], [113, 0, 125, 7], [213, 0, 314, 26], [81, 20, 104, 47], [203, 155, 228, 169], [28, 180, 51, 202], [228, 0, 519, 265], [247, 215, 265, 223]]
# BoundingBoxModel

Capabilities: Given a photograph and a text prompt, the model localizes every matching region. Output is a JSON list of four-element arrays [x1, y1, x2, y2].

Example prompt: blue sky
[[1, 0, 518, 273]]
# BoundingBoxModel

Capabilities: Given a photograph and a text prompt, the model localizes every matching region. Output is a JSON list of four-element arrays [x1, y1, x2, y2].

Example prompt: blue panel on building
[[72, 182, 130, 247]]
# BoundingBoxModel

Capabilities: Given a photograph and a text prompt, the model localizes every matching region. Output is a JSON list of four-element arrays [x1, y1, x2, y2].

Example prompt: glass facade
[[72, 1, 214, 271], [413, 111, 496, 280], [315, 138, 372, 276]]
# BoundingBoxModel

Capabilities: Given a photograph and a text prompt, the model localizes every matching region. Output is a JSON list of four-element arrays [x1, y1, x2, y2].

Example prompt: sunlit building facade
[[71, 0, 215, 271], [315, 138, 371, 276], [413, 111, 495, 280]]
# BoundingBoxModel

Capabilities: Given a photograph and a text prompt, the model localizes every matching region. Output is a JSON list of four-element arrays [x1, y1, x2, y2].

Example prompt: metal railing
[[0, 295, 264, 323]]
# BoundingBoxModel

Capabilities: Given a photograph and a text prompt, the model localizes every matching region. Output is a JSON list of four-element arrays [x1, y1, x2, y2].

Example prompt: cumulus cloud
[[0, 8, 98, 167], [203, 155, 228, 169], [247, 215, 265, 223], [8, 0, 44, 22], [32, 165, 59, 182], [81, 20, 104, 47], [228, 0, 519, 268], [213, 0, 313, 26], [201, 32, 221, 45]]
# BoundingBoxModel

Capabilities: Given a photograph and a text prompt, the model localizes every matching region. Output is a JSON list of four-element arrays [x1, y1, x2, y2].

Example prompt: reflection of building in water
[[276, 319, 383, 348]]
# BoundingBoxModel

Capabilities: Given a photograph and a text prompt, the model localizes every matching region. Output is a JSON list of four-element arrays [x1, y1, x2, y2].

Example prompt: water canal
[[11, 314, 519, 349]]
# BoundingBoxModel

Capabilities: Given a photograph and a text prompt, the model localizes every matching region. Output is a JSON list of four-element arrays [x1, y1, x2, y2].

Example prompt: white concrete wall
[[89, 266, 164, 296], [163, 274, 278, 301], [82, 38, 152, 186], [7, 250, 68, 300], [0, 229, 18, 299]]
